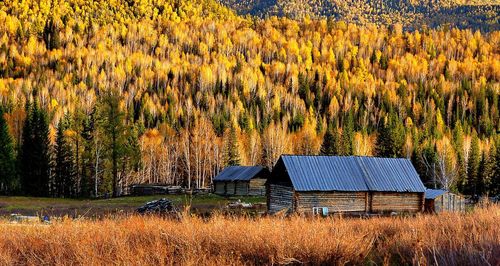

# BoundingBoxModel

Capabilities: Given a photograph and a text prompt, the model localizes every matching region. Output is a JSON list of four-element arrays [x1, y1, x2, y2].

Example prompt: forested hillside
[[0, 0, 498, 198], [220, 0, 500, 31]]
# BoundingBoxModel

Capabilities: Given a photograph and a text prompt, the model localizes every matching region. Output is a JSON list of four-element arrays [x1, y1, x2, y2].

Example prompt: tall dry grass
[[0, 205, 498, 265]]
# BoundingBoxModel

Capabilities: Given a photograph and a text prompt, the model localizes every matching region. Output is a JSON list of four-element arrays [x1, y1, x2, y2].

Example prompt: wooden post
[[365, 192, 369, 213], [292, 189, 298, 212]]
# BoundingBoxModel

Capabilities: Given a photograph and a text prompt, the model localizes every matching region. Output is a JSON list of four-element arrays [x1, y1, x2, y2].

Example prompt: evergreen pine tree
[[80, 112, 95, 198], [376, 113, 405, 158], [20, 101, 51, 196], [452, 121, 467, 194], [376, 117, 392, 157], [390, 114, 405, 157], [340, 112, 354, 156], [43, 17, 61, 50], [480, 142, 497, 196], [492, 138, 500, 196], [225, 125, 240, 166], [320, 125, 338, 155], [98, 91, 127, 197], [466, 132, 481, 196], [54, 115, 76, 197], [477, 151, 487, 196], [0, 107, 17, 194], [419, 143, 438, 188], [123, 124, 141, 175]]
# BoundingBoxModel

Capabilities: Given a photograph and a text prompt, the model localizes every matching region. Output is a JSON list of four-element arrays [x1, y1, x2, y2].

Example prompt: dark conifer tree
[[0, 107, 17, 194], [54, 115, 76, 197], [466, 131, 481, 196], [340, 112, 354, 156], [80, 112, 95, 197], [479, 142, 497, 196], [43, 17, 61, 50], [99, 91, 127, 197], [416, 143, 438, 188], [225, 124, 240, 166], [376, 117, 392, 157], [452, 121, 467, 193], [492, 138, 500, 196], [376, 113, 405, 158], [477, 151, 487, 196], [20, 101, 50, 196], [320, 125, 339, 155]]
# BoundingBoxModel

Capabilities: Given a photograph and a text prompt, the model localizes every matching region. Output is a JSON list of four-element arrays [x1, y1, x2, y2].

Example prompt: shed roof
[[279, 155, 426, 193], [214, 166, 268, 181], [424, 189, 448, 199]]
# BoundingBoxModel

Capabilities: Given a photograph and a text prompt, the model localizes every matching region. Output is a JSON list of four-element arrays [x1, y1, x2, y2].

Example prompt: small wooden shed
[[267, 155, 426, 215], [213, 166, 269, 196], [424, 189, 465, 213]]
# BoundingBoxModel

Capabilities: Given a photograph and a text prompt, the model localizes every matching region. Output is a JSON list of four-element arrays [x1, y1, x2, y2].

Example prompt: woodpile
[[136, 199, 177, 215]]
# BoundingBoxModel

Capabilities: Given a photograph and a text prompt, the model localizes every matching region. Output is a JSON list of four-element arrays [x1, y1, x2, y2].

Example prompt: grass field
[[0, 194, 266, 217], [0, 204, 498, 265]]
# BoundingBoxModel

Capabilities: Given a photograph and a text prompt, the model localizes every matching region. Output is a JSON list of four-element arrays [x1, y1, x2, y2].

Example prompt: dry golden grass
[[0, 205, 498, 265]]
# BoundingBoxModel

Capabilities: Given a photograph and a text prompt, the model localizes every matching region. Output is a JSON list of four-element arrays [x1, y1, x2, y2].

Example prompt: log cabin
[[267, 155, 426, 215], [424, 189, 465, 213], [213, 166, 269, 196]]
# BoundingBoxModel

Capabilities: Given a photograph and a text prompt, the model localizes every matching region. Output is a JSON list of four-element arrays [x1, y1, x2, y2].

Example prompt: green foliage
[[54, 115, 77, 198], [376, 113, 405, 158], [98, 91, 129, 197], [19, 101, 51, 197], [0, 107, 17, 194], [320, 125, 339, 156], [225, 125, 240, 166], [466, 132, 481, 195], [80, 111, 96, 198], [339, 112, 354, 156], [492, 137, 500, 196]]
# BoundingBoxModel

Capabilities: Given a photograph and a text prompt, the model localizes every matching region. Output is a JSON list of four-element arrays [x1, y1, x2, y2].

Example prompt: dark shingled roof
[[425, 189, 448, 199], [214, 166, 269, 181], [279, 155, 426, 193]]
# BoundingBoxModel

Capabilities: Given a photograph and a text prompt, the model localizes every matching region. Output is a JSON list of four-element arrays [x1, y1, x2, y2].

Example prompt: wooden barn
[[424, 189, 465, 213], [213, 166, 269, 196], [267, 155, 426, 215]]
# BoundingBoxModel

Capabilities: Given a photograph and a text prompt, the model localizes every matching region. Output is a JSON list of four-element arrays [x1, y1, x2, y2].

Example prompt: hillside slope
[[0, 0, 498, 197], [219, 0, 500, 30]]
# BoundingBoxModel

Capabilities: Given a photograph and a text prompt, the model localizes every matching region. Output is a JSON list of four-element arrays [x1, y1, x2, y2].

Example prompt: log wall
[[226, 182, 236, 195], [214, 182, 226, 195], [234, 181, 249, 195], [248, 179, 266, 196], [371, 192, 423, 213], [295, 192, 367, 214], [268, 184, 294, 212]]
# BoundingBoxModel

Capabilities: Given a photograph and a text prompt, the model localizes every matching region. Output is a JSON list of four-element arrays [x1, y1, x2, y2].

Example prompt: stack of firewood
[[136, 198, 177, 214]]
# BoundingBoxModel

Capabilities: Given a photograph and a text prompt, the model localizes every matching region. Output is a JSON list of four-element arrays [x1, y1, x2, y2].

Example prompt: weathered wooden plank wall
[[214, 182, 226, 195], [268, 184, 294, 212], [295, 192, 366, 214], [371, 192, 422, 213], [226, 182, 236, 195], [235, 182, 249, 195], [249, 179, 266, 196]]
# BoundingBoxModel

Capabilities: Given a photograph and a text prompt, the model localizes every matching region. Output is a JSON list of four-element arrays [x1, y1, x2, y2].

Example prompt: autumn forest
[[0, 0, 498, 198]]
